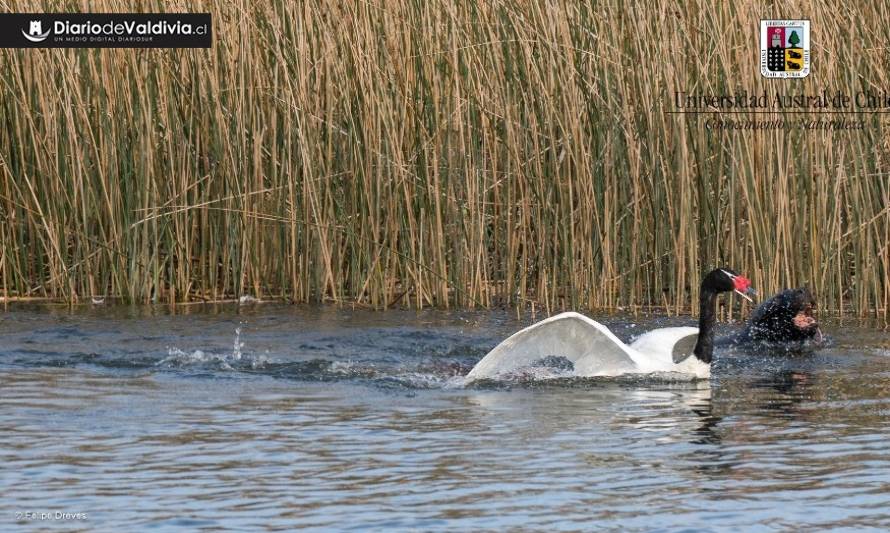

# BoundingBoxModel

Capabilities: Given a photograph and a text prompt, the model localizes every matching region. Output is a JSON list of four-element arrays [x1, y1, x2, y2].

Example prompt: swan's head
[[705, 268, 757, 302], [694, 267, 756, 365]]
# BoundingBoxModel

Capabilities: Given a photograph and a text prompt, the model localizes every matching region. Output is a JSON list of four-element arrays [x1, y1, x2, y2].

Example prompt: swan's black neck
[[693, 289, 718, 363]]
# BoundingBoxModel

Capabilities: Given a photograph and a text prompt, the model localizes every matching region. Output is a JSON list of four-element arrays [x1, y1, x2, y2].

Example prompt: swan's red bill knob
[[732, 275, 756, 302]]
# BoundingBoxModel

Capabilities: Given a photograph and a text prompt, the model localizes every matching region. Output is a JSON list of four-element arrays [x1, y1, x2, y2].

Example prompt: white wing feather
[[468, 312, 640, 379], [466, 312, 709, 380]]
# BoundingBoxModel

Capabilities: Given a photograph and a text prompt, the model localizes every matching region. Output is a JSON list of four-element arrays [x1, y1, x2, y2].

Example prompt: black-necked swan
[[466, 268, 755, 380]]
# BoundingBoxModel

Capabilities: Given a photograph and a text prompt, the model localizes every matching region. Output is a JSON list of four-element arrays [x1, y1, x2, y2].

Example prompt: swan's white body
[[466, 312, 708, 380]]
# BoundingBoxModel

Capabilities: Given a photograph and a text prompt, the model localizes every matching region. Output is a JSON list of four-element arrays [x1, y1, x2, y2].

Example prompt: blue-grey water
[[1, 304, 889, 531]]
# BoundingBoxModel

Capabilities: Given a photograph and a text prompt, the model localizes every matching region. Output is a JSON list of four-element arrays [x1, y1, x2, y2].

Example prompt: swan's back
[[466, 312, 640, 380], [629, 326, 699, 364]]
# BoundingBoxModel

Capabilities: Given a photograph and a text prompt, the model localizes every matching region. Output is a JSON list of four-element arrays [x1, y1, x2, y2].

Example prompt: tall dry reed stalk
[[0, 0, 887, 318]]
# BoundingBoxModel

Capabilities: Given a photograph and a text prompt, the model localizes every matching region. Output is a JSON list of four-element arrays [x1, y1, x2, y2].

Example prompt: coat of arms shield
[[761, 20, 810, 78]]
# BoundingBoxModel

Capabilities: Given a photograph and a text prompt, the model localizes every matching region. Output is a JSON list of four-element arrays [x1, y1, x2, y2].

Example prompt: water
[[1, 304, 889, 531]]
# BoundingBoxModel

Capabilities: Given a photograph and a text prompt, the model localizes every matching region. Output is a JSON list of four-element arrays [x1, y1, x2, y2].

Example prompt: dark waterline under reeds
[[0, 0, 887, 317]]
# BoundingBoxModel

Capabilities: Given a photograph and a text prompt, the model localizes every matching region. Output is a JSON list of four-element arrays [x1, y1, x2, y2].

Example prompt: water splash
[[233, 326, 243, 361], [158, 325, 266, 371], [158, 348, 236, 370]]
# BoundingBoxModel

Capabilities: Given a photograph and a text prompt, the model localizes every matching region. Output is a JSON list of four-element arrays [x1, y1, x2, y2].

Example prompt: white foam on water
[[158, 347, 235, 370]]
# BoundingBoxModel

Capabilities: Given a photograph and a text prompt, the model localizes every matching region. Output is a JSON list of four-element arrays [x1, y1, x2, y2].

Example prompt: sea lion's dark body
[[714, 288, 823, 350], [741, 288, 820, 343]]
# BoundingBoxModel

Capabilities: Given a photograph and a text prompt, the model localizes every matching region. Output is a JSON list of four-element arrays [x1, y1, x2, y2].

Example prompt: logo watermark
[[22, 20, 51, 42], [0, 13, 211, 48], [761, 20, 810, 78]]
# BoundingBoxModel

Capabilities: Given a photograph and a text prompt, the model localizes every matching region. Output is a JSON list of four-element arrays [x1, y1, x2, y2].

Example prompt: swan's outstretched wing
[[466, 312, 642, 380]]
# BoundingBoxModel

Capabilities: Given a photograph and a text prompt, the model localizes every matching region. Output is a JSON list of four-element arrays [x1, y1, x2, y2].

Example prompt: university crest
[[761, 20, 810, 78]]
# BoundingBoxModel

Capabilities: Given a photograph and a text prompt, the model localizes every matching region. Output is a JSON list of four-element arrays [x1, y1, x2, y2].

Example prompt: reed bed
[[0, 0, 887, 317]]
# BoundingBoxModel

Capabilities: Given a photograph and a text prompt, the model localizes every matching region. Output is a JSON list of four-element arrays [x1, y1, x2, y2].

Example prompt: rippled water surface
[[2, 304, 889, 531]]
